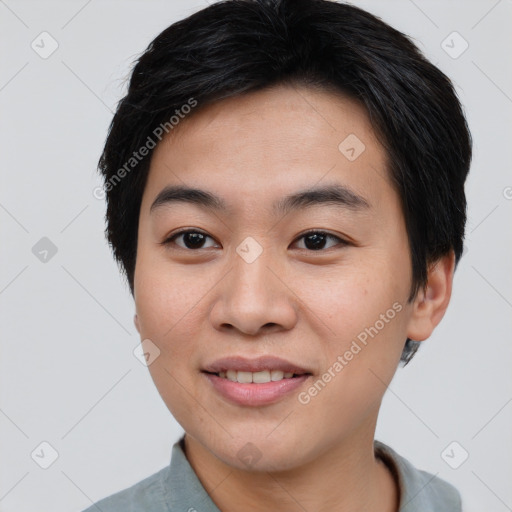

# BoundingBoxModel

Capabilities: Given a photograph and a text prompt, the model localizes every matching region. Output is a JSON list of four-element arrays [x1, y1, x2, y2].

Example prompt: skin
[[133, 84, 455, 512]]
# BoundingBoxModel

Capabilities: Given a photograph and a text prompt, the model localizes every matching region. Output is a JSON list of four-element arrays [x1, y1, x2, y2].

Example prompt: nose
[[209, 245, 298, 337]]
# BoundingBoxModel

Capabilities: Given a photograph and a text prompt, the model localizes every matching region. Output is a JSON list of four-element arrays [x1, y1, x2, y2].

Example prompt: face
[[134, 84, 421, 471]]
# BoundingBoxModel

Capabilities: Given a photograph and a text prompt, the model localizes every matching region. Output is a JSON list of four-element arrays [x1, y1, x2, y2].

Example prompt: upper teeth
[[218, 370, 296, 383]]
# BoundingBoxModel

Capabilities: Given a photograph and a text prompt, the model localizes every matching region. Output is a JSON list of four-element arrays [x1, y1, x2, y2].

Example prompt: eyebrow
[[149, 183, 371, 216]]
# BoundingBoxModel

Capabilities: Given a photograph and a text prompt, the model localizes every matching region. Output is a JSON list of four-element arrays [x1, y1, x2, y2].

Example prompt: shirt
[[82, 437, 462, 512]]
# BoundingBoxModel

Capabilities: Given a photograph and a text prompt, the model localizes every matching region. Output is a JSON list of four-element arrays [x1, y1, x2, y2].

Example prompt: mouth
[[203, 369, 309, 383], [201, 355, 313, 406]]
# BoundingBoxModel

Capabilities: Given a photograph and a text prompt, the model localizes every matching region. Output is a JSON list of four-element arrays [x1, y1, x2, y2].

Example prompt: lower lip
[[202, 372, 310, 406]]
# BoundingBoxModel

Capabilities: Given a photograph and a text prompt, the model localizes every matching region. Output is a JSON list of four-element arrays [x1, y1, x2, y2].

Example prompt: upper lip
[[202, 356, 312, 375]]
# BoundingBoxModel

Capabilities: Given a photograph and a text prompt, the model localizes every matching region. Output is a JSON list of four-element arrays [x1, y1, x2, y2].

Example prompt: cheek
[[133, 255, 206, 363], [134, 240, 209, 329], [295, 280, 407, 438], [302, 262, 400, 339], [304, 258, 409, 382], [134, 263, 208, 425]]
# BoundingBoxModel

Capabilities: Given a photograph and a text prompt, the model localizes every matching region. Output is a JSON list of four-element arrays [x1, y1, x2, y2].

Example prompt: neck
[[183, 421, 398, 512]]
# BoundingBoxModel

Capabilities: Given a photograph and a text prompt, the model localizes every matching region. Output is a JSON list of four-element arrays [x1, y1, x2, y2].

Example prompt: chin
[[204, 429, 312, 473]]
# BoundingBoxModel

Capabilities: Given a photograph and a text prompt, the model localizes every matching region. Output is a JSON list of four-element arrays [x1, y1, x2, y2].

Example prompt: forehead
[[143, 84, 394, 218]]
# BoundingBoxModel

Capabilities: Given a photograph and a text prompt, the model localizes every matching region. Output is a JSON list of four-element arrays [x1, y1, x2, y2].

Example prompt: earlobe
[[406, 251, 455, 342]]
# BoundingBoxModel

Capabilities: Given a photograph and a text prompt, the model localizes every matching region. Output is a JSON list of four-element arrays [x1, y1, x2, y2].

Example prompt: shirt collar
[[163, 436, 221, 512], [163, 436, 456, 512], [374, 440, 460, 512]]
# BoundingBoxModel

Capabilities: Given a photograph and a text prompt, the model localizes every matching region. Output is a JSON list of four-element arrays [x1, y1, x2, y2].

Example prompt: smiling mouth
[[203, 370, 310, 384]]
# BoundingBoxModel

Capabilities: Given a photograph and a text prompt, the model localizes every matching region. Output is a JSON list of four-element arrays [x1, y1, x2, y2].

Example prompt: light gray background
[[1, 1, 511, 511]]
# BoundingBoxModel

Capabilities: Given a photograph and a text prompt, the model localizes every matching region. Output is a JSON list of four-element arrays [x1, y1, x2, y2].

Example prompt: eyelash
[[160, 229, 348, 252]]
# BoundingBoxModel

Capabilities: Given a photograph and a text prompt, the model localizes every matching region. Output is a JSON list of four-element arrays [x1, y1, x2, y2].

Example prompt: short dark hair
[[98, 0, 472, 364]]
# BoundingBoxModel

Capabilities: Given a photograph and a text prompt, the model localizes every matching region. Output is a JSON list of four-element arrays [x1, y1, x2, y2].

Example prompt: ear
[[406, 251, 455, 342], [134, 313, 140, 334]]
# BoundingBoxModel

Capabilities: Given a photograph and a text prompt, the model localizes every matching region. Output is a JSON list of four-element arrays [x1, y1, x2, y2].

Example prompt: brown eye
[[162, 230, 219, 250], [294, 231, 347, 251]]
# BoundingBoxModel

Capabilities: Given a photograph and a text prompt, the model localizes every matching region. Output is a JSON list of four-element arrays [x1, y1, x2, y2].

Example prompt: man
[[85, 1, 472, 510]]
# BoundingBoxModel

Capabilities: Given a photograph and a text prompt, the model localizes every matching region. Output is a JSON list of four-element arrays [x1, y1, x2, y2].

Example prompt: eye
[[292, 230, 348, 251], [161, 229, 219, 250], [161, 229, 348, 252]]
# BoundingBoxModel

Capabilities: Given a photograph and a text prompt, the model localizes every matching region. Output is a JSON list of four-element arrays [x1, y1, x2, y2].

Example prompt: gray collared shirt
[[82, 437, 462, 511]]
